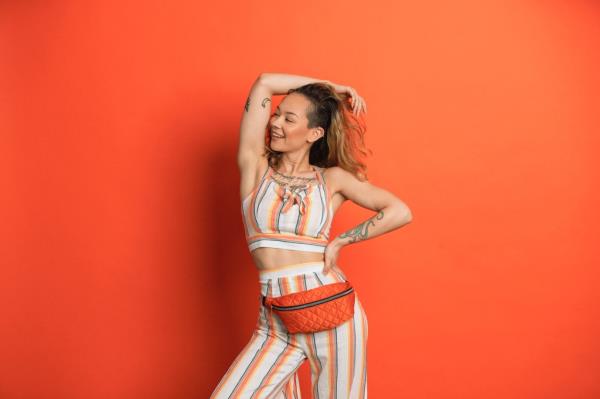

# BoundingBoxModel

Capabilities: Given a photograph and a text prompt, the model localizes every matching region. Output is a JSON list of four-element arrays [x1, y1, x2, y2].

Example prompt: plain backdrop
[[1, 0, 599, 398]]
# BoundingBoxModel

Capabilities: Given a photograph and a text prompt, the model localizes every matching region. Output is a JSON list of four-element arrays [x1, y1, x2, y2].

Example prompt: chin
[[269, 142, 282, 151]]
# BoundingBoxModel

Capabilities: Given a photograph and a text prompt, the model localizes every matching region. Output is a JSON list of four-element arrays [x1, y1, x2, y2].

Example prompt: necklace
[[271, 166, 319, 191], [273, 169, 317, 181]]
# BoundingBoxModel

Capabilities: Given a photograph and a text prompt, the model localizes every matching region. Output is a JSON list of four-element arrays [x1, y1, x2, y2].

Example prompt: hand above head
[[325, 81, 368, 117]]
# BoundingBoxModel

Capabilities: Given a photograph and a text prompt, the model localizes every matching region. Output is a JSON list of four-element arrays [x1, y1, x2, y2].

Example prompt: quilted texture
[[264, 281, 355, 333]]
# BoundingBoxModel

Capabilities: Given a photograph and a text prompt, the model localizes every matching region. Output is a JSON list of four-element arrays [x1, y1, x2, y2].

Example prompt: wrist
[[332, 236, 350, 248]]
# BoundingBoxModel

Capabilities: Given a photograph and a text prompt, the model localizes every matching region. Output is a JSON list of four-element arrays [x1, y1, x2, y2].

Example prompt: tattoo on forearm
[[244, 96, 250, 112], [261, 97, 271, 108], [339, 211, 384, 243]]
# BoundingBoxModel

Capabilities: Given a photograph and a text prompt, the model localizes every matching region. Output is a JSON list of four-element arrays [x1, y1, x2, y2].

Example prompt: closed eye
[[273, 113, 294, 122]]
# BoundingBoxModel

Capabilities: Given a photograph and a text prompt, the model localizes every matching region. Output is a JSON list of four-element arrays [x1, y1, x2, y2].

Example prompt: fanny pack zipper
[[264, 286, 354, 311]]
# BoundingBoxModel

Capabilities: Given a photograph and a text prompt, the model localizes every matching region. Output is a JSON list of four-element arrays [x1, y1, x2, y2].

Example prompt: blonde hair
[[264, 82, 372, 181]]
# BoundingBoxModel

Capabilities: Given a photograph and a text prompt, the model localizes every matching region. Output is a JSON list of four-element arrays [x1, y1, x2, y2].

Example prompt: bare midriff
[[251, 247, 325, 270]]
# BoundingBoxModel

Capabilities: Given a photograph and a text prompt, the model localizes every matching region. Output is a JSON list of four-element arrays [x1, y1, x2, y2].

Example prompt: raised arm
[[237, 75, 273, 170], [237, 73, 332, 169], [238, 73, 335, 200]]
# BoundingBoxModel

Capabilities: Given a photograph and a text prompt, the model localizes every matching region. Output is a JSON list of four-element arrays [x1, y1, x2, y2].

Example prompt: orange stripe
[[268, 187, 284, 232], [285, 378, 294, 397], [298, 187, 312, 235], [248, 232, 328, 244]]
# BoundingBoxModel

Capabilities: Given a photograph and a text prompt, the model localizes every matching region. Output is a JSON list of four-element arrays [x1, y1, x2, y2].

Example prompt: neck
[[277, 155, 313, 175]]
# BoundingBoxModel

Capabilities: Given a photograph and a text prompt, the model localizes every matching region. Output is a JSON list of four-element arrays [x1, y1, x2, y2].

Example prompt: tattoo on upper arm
[[244, 96, 272, 113], [339, 211, 384, 243]]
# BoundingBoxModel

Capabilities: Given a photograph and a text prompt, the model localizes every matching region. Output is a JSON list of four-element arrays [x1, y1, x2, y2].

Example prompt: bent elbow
[[396, 204, 412, 225]]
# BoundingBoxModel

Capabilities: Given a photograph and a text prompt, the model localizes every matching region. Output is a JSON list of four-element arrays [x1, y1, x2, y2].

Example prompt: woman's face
[[268, 93, 323, 152]]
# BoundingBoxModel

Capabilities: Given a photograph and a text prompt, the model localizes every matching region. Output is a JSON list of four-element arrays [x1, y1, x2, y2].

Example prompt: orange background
[[1, 1, 599, 398]]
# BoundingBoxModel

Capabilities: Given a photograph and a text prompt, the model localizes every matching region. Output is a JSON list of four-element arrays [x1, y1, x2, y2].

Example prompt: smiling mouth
[[271, 132, 284, 138]]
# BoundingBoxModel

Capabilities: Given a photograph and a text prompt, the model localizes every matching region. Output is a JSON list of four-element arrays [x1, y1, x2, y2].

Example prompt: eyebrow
[[275, 106, 298, 117]]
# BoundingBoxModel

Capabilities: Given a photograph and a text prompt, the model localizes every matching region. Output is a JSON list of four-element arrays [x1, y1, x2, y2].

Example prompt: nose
[[270, 115, 283, 130]]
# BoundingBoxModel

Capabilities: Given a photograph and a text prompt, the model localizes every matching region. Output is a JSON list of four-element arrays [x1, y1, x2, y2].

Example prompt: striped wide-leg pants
[[209, 261, 369, 399]]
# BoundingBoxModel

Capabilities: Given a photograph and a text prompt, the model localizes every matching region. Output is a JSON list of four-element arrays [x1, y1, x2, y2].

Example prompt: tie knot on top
[[277, 184, 314, 214]]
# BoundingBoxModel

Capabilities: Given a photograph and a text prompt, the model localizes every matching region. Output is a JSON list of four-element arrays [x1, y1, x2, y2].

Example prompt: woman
[[210, 73, 413, 398]]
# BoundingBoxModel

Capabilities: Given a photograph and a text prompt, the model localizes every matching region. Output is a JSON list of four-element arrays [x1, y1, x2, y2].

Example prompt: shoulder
[[321, 166, 356, 181], [321, 165, 342, 181], [320, 166, 354, 196]]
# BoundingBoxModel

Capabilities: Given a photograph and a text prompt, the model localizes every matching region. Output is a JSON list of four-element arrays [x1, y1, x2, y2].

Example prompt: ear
[[308, 126, 325, 143]]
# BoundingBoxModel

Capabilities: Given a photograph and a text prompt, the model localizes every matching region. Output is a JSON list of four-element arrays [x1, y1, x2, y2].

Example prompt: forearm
[[331, 204, 412, 248], [259, 73, 330, 95]]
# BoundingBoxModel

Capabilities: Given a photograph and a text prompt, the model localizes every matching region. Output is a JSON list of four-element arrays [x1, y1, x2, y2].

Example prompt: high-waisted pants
[[209, 260, 369, 399]]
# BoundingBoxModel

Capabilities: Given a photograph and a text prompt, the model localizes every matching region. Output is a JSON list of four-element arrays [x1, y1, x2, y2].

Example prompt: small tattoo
[[244, 96, 250, 112], [261, 97, 271, 108], [339, 211, 384, 243]]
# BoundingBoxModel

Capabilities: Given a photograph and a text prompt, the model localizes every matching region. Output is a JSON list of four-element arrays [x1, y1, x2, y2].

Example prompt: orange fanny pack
[[262, 280, 355, 334]]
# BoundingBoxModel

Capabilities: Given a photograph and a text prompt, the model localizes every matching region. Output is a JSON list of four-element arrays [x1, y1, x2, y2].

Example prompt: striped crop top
[[241, 164, 333, 253]]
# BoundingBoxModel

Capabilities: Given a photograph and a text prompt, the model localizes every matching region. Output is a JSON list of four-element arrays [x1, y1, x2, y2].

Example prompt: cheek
[[286, 127, 306, 139]]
